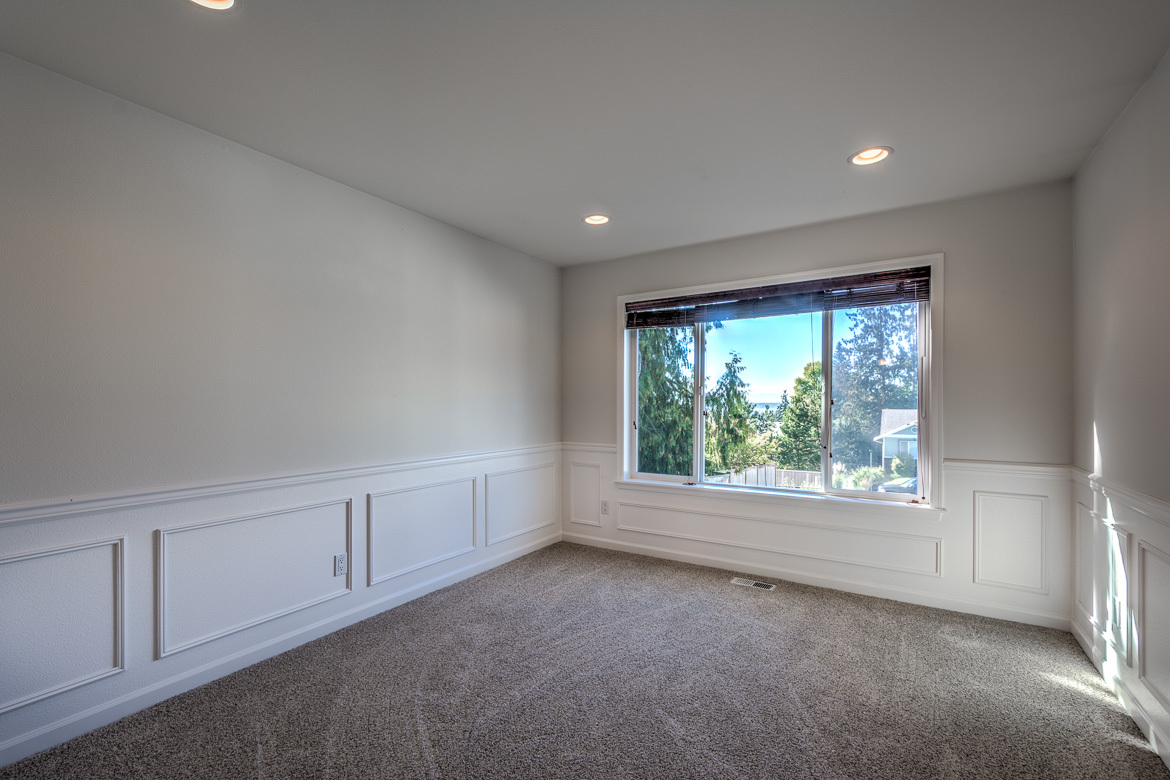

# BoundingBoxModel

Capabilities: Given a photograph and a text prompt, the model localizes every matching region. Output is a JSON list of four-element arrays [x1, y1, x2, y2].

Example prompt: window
[[623, 262, 935, 504]]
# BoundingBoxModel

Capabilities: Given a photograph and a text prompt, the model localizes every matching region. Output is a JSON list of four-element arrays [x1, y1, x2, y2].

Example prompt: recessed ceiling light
[[584, 214, 610, 225], [849, 146, 892, 166], [189, 0, 235, 9]]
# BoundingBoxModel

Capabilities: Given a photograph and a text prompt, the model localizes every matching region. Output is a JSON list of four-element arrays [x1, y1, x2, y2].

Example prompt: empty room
[[2, 1, 1169, 777]]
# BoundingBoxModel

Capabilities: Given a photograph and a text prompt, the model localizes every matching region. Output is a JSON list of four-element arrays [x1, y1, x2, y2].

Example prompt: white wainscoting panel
[[1071, 469, 1170, 770], [563, 451, 1073, 631], [485, 463, 557, 545], [0, 539, 125, 715], [617, 502, 941, 576], [1139, 541, 1170, 712], [1107, 526, 1131, 665], [569, 462, 602, 527], [156, 499, 353, 657], [1075, 502, 1097, 627], [367, 478, 476, 585], [0, 444, 561, 769], [974, 492, 1047, 593]]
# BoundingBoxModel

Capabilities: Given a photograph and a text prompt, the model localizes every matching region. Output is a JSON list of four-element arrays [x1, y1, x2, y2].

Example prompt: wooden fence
[[706, 463, 822, 490]]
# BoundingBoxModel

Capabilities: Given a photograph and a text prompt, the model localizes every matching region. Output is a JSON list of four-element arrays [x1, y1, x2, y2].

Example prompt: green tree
[[891, 453, 916, 478], [636, 327, 694, 475], [750, 392, 788, 435], [704, 352, 761, 473], [777, 361, 823, 471], [831, 305, 918, 468]]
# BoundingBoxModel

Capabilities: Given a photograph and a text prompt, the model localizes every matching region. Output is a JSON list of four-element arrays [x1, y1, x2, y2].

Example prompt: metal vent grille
[[730, 577, 776, 591]]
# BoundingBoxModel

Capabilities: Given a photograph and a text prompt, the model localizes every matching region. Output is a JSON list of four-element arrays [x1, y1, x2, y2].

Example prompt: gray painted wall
[[1074, 53, 1170, 504], [561, 182, 1074, 466], [0, 54, 560, 504]]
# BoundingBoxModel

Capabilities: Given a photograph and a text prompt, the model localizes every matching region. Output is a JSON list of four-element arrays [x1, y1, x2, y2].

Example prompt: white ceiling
[[2, 1, 1169, 265]]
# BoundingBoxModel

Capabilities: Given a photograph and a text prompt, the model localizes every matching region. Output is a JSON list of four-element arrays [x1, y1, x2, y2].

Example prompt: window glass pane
[[702, 314, 823, 490], [830, 304, 919, 495], [636, 326, 695, 476]]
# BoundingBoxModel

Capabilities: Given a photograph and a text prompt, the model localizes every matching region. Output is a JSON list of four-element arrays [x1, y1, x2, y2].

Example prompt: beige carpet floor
[[2, 542, 1166, 779]]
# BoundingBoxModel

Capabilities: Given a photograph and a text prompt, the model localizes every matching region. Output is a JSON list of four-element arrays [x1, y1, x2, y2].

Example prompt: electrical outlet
[[334, 553, 348, 577], [601, 500, 610, 515]]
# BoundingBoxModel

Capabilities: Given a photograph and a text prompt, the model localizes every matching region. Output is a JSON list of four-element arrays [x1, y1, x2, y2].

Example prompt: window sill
[[613, 478, 944, 519]]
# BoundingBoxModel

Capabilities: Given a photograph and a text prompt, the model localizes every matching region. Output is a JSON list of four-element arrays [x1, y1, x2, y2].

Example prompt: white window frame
[[618, 253, 943, 508]]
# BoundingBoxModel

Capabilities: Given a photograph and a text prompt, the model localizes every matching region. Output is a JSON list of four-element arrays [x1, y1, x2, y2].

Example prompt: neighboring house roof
[[874, 409, 917, 441]]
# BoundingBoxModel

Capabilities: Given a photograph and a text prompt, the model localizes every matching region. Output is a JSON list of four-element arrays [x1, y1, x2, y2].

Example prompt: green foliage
[[705, 352, 765, 473], [831, 305, 918, 468], [750, 393, 788, 435], [636, 327, 694, 476], [777, 361, 823, 471], [891, 453, 916, 478], [848, 466, 886, 491]]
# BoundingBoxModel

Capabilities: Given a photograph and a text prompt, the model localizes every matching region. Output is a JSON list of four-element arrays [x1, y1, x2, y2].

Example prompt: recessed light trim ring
[[189, 0, 235, 10], [849, 146, 893, 166]]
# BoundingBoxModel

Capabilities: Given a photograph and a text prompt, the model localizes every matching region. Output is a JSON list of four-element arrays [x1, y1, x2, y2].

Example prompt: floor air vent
[[730, 577, 776, 591]]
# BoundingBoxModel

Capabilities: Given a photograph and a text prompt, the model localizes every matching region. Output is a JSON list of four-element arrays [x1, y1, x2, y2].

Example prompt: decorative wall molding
[[612, 477, 944, 521], [1071, 468, 1170, 528], [615, 501, 942, 576], [1074, 502, 1102, 632], [484, 462, 558, 546], [0, 529, 561, 769], [942, 460, 1071, 479], [1139, 540, 1170, 713], [1074, 469, 1170, 769], [1103, 478, 1170, 528], [561, 442, 619, 454], [155, 499, 353, 658], [973, 491, 1048, 594], [1107, 525, 1132, 667], [0, 443, 560, 528], [0, 537, 126, 715], [568, 462, 602, 527], [367, 477, 477, 586]]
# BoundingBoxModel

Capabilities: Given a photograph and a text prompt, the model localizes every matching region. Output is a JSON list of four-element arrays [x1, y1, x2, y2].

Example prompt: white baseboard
[[562, 532, 1070, 630]]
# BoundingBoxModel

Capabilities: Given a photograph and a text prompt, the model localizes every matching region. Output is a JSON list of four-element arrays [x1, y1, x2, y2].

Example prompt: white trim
[[614, 500, 942, 576], [1114, 677, 1170, 768], [366, 477, 477, 586], [483, 462, 559, 546], [613, 477, 944, 519], [561, 442, 619, 454], [0, 442, 560, 528], [1074, 502, 1100, 630], [972, 491, 1049, 594], [155, 498, 353, 658], [1101, 477, 1170, 528], [562, 532, 1069, 629], [0, 531, 562, 769], [568, 462, 603, 527], [0, 537, 126, 715], [1071, 619, 1101, 666], [1138, 540, 1170, 713], [942, 460, 1072, 479], [1106, 525, 1132, 668]]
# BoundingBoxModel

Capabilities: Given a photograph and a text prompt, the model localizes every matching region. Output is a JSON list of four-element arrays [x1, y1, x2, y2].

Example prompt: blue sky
[[703, 312, 855, 403]]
